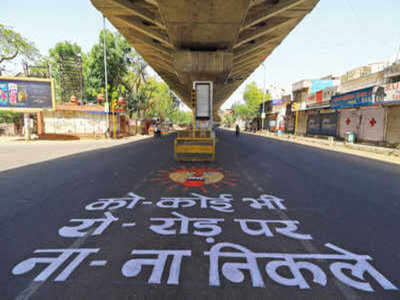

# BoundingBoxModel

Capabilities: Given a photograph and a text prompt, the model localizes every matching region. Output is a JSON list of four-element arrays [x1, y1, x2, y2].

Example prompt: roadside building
[[291, 77, 338, 136], [380, 60, 400, 145], [291, 80, 311, 135], [332, 87, 385, 143], [38, 104, 127, 139], [269, 96, 291, 133], [306, 86, 339, 137]]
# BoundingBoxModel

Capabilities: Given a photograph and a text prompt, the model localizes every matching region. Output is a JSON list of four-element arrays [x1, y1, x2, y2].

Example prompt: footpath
[[0, 135, 151, 172], [224, 128, 400, 166]]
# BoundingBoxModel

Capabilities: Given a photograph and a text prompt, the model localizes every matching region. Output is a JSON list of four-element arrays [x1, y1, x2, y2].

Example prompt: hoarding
[[331, 87, 374, 109], [0, 76, 55, 111], [316, 90, 323, 103], [306, 93, 316, 104], [383, 82, 400, 102], [196, 83, 211, 118], [309, 79, 333, 94]]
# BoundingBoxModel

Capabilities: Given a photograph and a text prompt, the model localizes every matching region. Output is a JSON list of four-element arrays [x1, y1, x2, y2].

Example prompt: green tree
[[0, 111, 23, 124], [84, 30, 132, 102], [242, 81, 266, 120], [0, 24, 40, 75]]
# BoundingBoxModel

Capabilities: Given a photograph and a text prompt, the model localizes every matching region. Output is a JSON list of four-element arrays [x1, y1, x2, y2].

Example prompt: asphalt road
[[1, 129, 400, 300]]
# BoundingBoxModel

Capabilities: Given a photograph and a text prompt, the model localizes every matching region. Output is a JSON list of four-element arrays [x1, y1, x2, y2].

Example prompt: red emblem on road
[[345, 118, 351, 125], [370, 118, 376, 127], [152, 166, 239, 192]]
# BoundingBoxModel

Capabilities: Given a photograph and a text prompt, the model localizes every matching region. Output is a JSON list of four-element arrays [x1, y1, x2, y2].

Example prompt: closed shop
[[358, 107, 384, 142], [307, 114, 320, 135], [385, 105, 400, 144], [339, 110, 359, 138], [296, 111, 308, 135], [286, 113, 295, 134], [320, 113, 338, 136], [307, 112, 338, 136], [266, 114, 277, 132]]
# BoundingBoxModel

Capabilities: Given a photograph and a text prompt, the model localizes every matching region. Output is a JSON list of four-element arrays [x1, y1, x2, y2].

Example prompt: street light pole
[[103, 15, 110, 135], [261, 63, 266, 131]]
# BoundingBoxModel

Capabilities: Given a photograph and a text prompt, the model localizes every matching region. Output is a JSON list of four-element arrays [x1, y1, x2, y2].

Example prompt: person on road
[[235, 124, 240, 137], [154, 124, 159, 138]]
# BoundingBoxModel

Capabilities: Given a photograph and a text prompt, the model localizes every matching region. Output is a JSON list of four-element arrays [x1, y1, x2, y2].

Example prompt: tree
[[84, 30, 132, 102], [242, 81, 266, 120], [0, 24, 40, 75], [0, 111, 23, 124]]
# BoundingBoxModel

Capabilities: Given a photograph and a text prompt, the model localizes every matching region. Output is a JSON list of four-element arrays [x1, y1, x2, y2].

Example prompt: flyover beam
[[241, 0, 307, 32]]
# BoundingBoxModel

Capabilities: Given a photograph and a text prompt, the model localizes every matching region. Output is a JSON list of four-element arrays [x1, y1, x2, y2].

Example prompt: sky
[[2, 0, 400, 109]]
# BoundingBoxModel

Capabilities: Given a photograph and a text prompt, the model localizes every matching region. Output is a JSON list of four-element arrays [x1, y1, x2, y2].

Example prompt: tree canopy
[[0, 24, 40, 74], [233, 81, 270, 121], [0, 25, 192, 125]]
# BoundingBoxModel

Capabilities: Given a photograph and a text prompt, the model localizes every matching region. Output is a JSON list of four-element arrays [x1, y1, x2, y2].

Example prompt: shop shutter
[[386, 106, 400, 144], [359, 107, 384, 142], [320, 113, 338, 136], [307, 114, 321, 135], [339, 110, 359, 138]]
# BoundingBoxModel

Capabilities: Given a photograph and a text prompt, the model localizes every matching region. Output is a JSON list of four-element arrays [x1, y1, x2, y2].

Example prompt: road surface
[[1, 130, 400, 299]]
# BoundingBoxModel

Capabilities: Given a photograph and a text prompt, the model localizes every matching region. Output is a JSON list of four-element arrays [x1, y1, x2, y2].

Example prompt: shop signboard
[[383, 82, 400, 103], [310, 79, 333, 94], [0, 76, 55, 111], [316, 90, 323, 103], [271, 99, 283, 113], [331, 87, 374, 109], [306, 93, 316, 104], [323, 86, 337, 102]]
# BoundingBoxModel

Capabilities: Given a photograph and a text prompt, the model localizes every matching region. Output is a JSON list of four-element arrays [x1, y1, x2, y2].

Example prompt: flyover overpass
[[90, 0, 319, 114]]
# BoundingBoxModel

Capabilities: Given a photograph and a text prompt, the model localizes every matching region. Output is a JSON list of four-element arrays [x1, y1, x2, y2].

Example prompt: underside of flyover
[[90, 0, 319, 115]]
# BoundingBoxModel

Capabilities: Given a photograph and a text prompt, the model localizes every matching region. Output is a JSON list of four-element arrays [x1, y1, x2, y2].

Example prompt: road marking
[[121, 222, 136, 227], [15, 228, 96, 300], [240, 163, 360, 300], [90, 260, 107, 267]]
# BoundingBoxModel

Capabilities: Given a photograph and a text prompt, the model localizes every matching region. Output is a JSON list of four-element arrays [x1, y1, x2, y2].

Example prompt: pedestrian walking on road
[[235, 124, 240, 137]]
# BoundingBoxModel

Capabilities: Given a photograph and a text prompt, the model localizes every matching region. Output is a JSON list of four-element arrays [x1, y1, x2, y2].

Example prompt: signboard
[[383, 82, 400, 102], [196, 83, 211, 118], [322, 86, 337, 102], [306, 93, 316, 104], [271, 99, 282, 106], [310, 79, 333, 94], [316, 90, 323, 103], [0, 76, 55, 111], [331, 87, 374, 109]]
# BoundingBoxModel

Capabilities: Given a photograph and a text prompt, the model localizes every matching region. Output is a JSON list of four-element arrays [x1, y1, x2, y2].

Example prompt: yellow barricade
[[174, 131, 215, 161]]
